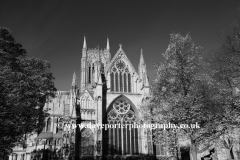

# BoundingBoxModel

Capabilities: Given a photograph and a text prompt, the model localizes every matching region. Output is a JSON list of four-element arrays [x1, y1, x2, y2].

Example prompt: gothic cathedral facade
[[9, 37, 168, 160]]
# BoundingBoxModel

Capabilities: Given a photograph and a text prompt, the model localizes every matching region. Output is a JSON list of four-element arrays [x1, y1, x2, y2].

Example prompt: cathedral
[[8, 37, 240, 160], [9, 37, 168, 160]]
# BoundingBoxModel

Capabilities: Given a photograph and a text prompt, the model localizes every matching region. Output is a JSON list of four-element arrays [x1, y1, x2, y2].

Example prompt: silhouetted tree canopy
[[0, 27, 57, 153]]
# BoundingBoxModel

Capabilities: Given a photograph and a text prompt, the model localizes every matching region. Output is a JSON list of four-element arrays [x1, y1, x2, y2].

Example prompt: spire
[[139, 49, 145, 65], [139, 49, 146, 80], [107, 37, 110, 50], [83, 36, 87, 49], [72, 72, 77, 87]]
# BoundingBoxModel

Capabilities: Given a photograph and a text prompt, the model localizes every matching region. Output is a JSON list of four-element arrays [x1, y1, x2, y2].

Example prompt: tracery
[[80, 128, 94, 155], [107, 98, 138, 155], [110, 60, 131, 93]]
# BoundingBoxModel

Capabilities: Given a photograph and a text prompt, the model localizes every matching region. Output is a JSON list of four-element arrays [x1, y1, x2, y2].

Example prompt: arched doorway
[[80, 128, 94, 156], [107, 95, 139, 155]]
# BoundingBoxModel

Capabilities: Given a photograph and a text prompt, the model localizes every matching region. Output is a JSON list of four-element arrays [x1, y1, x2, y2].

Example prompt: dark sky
[[1, 0, 240, 91]]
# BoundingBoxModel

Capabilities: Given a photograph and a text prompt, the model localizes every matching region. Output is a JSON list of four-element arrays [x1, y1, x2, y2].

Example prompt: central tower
[[80, 36, 111, 92]]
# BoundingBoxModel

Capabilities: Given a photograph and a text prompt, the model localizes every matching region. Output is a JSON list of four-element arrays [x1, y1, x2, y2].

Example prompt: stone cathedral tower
[[9, 37, 169, 160]]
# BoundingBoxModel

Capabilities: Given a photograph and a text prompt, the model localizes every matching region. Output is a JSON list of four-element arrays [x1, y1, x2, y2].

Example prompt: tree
[[207, 10, 240, 160], [0, 27, 57, 153], [209, 10, 240, 125], [143, 33, 226, 160]]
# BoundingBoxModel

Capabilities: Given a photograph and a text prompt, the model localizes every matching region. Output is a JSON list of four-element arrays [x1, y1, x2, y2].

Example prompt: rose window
[[108, 99, 135, 122], [108, 110, 119, 121], [116, 60, 125, 70], [113, 99, 130, 114]]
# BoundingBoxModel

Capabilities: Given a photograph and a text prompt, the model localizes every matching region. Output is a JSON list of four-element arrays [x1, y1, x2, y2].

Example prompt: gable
[[79, 89, 94, 100], [105, 46, 138, 77], [78, 89, 94, 109]]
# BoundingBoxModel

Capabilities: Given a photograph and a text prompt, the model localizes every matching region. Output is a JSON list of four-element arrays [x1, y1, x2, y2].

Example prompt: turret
[[82, 36, 87, 58], [138, 49, 149, 88], [72, 71, 77, 88], [104, 37, 111, 62], [81, 36, 87, 92], [70, 72, 77, 118], [138, 49, 145, 79], [107, 37, 110, 51]]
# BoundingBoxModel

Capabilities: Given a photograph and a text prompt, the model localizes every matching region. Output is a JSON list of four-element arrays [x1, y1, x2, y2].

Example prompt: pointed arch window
[[89, 99, 91, 109], [85, 98, 88, 109], [81, 98, 84, 108], [115, 73, 119, 92], [110, 72, 114, 92], [120, 71, 123, 92], [128, 73, 131, 92], [124, 73, 127, 92], [107, 98, 138, 155], [86, 98, 89, 109], [81, 98, 85, 109], [88, 63, 91, 83], [80, 128, 94, 155], [110, 60, 132, 93]]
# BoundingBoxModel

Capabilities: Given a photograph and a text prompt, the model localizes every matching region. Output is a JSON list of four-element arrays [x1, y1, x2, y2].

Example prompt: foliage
[[208, 10, 240, 130], [141, 33, 226, 159], [142, 10, 240, 160], [0, 27, 57, 153], [206, 10, 240, 160]]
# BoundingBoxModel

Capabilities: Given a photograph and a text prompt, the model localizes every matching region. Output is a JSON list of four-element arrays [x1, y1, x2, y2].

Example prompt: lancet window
[[107, 98, 138, 155], [80, 128, 94, 155], [110, 59, 131, 93], [80, 94, 92, 109], [88, 63, 95, 84]]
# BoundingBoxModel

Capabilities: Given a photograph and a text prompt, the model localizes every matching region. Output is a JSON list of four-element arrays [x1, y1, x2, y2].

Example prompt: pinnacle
[[83, 36, 87, 49]]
